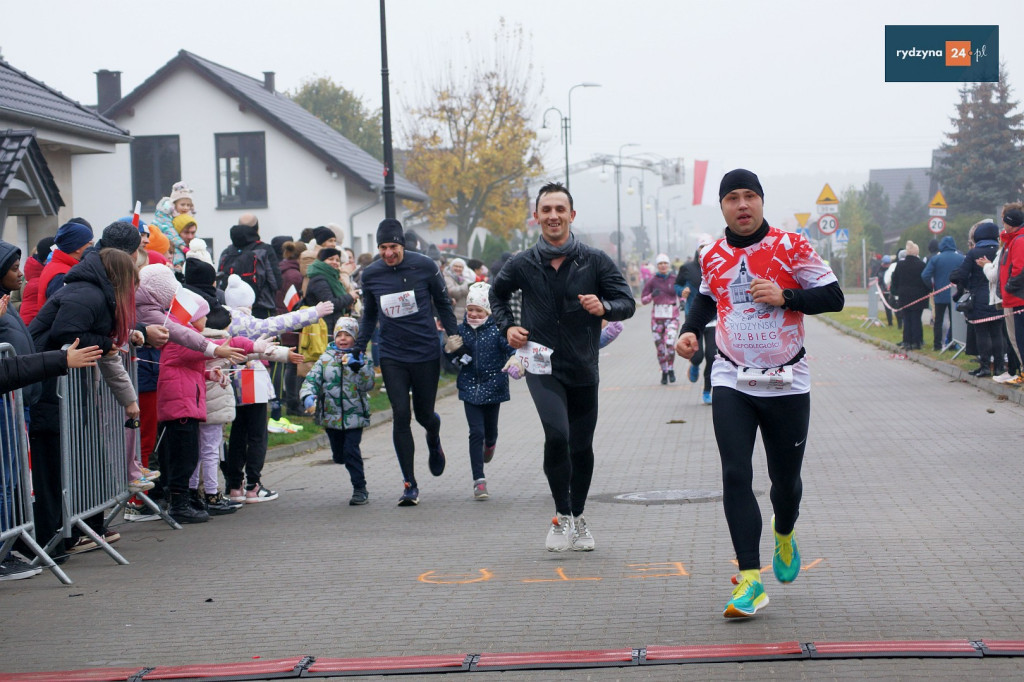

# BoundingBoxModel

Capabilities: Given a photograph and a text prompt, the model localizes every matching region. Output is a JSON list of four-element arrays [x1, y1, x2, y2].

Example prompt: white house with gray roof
[[0, 56, 130, 255], [73, 50, 429, 259]]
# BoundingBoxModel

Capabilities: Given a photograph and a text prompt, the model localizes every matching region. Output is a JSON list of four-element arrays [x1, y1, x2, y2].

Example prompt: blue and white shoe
[[702, 391, 712, 405], [688, 364, 700, 383], [724, 575, 768, 618], [772, 515, 800, 583], [398, 482, 419, 506]]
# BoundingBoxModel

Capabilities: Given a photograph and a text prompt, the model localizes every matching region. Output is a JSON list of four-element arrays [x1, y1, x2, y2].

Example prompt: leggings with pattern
[[650, 317, 679, 371]]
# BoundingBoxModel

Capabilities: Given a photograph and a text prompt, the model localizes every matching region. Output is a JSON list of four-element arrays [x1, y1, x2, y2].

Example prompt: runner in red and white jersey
[[675, 169, 844, 620]]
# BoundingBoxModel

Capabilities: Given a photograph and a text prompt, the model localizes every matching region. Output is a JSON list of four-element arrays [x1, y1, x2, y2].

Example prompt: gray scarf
[[535, 232, 576, 261]]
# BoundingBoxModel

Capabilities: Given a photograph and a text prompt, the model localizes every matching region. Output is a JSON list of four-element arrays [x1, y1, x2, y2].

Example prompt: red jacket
[[36, 250, 81, 310], [999, 230, 1024, 308], [19, 257, 45, 325]]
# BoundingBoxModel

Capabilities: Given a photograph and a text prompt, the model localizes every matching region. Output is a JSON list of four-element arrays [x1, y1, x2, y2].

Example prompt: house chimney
[[96, 70, 122, 114], [263, 71, 275, 92]]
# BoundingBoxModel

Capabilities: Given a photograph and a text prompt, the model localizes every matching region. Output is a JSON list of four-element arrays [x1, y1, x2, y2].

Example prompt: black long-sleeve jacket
[[490, 238, 635, 386]]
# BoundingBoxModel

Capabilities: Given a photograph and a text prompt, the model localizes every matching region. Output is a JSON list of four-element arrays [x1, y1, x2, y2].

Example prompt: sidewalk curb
[[265, 380, 461, 463], [817, 315, 1024, 407]]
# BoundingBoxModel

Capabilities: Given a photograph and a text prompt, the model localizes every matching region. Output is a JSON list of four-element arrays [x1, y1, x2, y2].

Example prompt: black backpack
[[218, 244, 275, 310]]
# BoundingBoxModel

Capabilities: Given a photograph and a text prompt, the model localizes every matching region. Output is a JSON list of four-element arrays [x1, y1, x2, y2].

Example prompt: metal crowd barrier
[[43, 345, 179, 576], [1, 343, 72, 584]]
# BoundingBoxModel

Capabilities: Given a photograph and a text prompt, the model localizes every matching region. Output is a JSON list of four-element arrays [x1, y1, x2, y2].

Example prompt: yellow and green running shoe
[[772, 515, 800, 584], [724, 574, 768, 618]]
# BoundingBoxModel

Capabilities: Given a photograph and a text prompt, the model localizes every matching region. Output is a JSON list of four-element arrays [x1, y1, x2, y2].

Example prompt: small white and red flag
[[132, 201, 142, 227], [284, 284, 301, 311], [239, 368, 269, 404], [168, 288, 200, 325]]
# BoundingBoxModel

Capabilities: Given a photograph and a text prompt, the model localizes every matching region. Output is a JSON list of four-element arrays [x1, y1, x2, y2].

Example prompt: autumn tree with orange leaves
[[402, 21, 543, 254]]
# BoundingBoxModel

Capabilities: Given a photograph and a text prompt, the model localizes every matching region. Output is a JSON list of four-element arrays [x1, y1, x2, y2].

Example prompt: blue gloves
[[303, 395, 316, 409], [346, 351, 364, 372]]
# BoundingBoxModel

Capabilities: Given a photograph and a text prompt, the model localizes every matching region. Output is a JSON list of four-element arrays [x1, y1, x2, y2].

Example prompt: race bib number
[[380, 290, 418, 319], [516, 341, 553, 375], [736, 365, 794, 391], [653, 303, 675, 319]]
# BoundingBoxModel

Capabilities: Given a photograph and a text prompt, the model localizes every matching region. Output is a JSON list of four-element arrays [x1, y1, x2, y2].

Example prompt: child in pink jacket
[[156, 294, 230, 525]]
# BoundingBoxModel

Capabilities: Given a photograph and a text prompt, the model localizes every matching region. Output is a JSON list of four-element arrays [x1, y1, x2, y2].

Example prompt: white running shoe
[[572, 514, 595, 551], [545, 514, 575, 552]]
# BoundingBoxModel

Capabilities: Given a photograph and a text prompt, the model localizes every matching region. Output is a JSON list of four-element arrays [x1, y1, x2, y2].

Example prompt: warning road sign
[[816, 184, 839, 205], [929, 191, 947, 217]]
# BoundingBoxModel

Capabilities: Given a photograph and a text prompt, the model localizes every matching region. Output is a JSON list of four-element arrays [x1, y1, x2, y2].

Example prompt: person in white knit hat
[[447, 281, 514, 501]]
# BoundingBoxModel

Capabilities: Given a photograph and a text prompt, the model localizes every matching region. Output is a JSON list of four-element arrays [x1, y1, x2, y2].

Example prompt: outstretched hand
[[65, 338, 103, 368]]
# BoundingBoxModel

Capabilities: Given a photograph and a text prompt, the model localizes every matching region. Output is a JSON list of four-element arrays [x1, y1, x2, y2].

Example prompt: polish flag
[[131, 201, 142, 227], [168, 288, 200, 325], [239, 368, 269, 404], [284, 284, 301, 311]]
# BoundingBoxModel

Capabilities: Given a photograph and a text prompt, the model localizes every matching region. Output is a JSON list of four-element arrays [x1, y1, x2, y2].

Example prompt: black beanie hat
[[98, 221, 142, 254], [719, 169, 764, 202], [313, 226, 336, 246], [34, 237, 55, 263], [376, 218, 405, 247], [183, 258, 216, 287], [1004, 208, 1024, 229], [317, 247, 342, 262]]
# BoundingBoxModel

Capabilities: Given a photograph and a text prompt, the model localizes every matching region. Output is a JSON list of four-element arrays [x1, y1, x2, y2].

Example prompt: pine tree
[[932, 67, 1024, 215], [890, 178, 927, 233]]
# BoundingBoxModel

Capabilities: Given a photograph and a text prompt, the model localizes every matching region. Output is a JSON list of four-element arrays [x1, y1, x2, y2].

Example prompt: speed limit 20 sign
[[928, 217, 946, 234], [817, 214, 839, 235]]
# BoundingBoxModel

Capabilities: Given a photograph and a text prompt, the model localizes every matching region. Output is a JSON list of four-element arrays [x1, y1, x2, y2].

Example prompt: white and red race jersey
[[698, 226, 837, 395]]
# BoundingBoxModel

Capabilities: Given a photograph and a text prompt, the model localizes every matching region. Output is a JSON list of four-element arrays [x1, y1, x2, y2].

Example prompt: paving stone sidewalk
[[2, 312, 1023, 680]]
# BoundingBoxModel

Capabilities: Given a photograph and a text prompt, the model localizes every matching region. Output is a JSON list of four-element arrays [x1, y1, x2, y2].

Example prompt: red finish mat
[[809, 640, 981, 658], [140, 657, 309, 680], [644, 641, 806, 664], [303, 655, 469, 675], [0, 668, 145, 682], [473, 648, 637, 670], [977, 640, 1024, 656]]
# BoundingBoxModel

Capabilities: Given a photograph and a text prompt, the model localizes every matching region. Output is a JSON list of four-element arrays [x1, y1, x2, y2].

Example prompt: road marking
[[418, 569, 493, 584], [522, 567, 600, 583], [627, 562, 690, 578]]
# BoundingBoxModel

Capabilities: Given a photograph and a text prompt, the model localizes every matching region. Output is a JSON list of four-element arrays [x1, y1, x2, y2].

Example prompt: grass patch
[[823, 306, 978, 373]]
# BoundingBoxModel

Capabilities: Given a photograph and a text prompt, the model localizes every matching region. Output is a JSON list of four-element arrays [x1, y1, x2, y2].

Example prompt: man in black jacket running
[[354, 219, 460, 507], [491, 182, 635, 553]]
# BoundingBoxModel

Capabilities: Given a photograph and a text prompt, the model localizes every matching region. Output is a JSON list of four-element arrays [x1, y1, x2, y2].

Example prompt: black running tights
[[711, 386, 810, 570], [525, 374, 598, 517], [380, 358, 441, 487]]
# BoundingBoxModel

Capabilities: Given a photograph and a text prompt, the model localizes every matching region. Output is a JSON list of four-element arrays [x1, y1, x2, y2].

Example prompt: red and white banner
[[285, 284, 301, 311], [692, 160, 710, 205], [239, 368, 269, 404], [169, 288, 200, 325], [132, 200, 142, 227]]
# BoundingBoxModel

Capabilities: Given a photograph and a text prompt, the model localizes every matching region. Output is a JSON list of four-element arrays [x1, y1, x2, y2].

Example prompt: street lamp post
[[626, 176, 646, 258], [646, 195, 659, 255], [538, 82, 600, 190], [614, 143, 639, 269], [665, 195, 685, 255]]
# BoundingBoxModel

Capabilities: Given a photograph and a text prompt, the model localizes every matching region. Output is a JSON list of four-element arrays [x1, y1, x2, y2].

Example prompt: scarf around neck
[[306, 258, 348, 298], [536, 232, 577, 261]]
